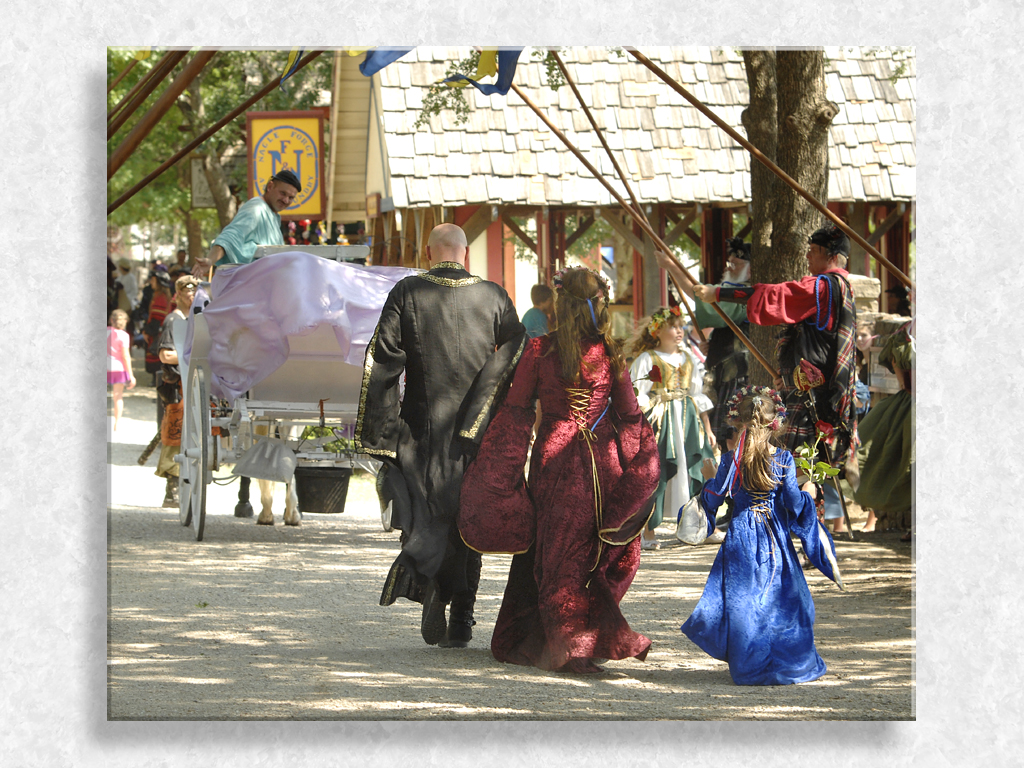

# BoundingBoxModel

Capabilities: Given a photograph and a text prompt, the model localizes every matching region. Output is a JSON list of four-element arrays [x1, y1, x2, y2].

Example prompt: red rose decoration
[[648, 365, 662, 383], [815, 421, 834, 439]]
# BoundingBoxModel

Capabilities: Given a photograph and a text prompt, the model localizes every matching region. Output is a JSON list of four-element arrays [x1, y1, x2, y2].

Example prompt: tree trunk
[[772, 50, 838, 275], [740, 49, 838, 385], [182, 69, 237, 228], [185, 209, 204, 266], [741, 50, 780, 385]]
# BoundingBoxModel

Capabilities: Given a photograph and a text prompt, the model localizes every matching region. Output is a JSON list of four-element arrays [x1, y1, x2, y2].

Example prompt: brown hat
[[175, 274, 200, 293], [116, 257, 132, 270]]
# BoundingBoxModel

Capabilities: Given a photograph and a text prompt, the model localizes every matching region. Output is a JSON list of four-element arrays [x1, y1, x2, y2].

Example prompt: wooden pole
[[627, 48, 914, 290], [107, 52, 171, 120], [107, 51, 325, 216], [548, 51, 707, 343], [107, 49, 218, 181], [107, 50, 188, 138], [107, 58, 137, 94], [508, 81, 778, 377]]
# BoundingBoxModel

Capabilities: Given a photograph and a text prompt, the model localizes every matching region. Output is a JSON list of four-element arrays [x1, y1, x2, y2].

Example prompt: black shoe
[[439, 619, 474, 648], [420, 581, 448, 646], [234, 500, 254, 518]]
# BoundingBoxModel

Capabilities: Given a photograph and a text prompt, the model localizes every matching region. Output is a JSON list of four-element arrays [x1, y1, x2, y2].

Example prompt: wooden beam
[[462, 204, 500, 245], [663, 206, 699, 247], [866, 203, 907, 247], [107, 57, 138, 93], [598, 208, 645, 254], [108, 49, 217, 180], [107, 51, 189, 138], [563, 215, 595, 253], [501, 213, 538, 255], [733, 218, 752, 240]]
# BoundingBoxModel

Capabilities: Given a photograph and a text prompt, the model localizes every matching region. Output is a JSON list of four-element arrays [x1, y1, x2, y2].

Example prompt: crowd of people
[[108, 209, 913, 686], [353, 220, 913, 685]]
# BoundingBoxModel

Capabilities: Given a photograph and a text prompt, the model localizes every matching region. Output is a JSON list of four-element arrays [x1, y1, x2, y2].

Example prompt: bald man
[[357, 224, 526, 649]]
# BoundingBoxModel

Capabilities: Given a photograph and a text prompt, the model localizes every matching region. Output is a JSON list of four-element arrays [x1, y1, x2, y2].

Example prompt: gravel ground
[[107, 383, 914, 721]]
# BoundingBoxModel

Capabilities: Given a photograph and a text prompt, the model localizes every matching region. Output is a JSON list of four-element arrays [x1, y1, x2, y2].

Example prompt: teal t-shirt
[[212, 196, 284, 265], [521, 307, 549, 338]]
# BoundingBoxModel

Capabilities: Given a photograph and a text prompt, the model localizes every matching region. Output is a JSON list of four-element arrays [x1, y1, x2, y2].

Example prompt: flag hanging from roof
[[279, 48, 304, 92], [444, 49, 522, 95], [359, 48, 415, 76]]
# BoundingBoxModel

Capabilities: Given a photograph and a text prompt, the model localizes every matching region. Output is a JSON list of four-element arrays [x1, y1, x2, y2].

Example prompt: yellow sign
[[246, 110, 326, 220]]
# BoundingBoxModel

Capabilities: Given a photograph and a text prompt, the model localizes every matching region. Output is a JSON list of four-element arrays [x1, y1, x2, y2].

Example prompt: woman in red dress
[[459, 267, 660, 674]]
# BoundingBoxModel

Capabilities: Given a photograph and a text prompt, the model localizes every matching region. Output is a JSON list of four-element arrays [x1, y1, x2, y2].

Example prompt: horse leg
[[256, 478, 275, 525], [283, 480, 301, 526]]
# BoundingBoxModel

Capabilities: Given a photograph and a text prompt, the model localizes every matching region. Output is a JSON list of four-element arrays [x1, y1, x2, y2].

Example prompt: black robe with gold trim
[[357, 262, 526, 605]]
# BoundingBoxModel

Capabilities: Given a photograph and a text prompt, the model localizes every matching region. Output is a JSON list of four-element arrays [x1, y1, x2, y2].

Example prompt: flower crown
[[552, 266, 611, 302], [726, 385, 787, 431], [647, 305, 683, 336]]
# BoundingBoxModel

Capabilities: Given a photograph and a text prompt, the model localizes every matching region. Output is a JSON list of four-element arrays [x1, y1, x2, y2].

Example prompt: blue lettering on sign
[[252, 123, 321, 210]]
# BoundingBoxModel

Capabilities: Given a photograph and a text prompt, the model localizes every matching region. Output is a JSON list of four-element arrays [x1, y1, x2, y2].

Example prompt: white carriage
[[172, 246, 414, 540]]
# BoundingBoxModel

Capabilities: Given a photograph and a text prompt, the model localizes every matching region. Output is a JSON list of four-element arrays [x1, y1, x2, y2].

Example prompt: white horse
[[244, 423, 301, 526]]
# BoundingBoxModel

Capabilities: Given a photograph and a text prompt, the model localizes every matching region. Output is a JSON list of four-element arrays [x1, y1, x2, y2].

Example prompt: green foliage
[[298, 425, 357, 454], [414, 47, 573, 130], [107, 49, 332, 236], [534, 48, 566, 91], [414, 52, 480, 130], [857, 47, 914, 86], [794, 438, 841, 487]]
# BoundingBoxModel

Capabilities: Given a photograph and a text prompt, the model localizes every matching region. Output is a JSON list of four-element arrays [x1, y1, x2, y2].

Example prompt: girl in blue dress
[[681, 386, 844, 685]]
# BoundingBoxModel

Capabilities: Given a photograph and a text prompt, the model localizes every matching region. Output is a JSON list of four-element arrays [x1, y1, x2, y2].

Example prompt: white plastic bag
[[675, 496, 708, 545]]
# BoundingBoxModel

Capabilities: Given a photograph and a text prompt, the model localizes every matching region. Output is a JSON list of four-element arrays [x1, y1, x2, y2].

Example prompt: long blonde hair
[[734, 394, 782, 492], [550, 267, 623, 382]]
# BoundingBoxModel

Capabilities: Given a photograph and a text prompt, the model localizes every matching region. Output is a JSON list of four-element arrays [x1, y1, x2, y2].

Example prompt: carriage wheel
[[179, 366, 210, 540]]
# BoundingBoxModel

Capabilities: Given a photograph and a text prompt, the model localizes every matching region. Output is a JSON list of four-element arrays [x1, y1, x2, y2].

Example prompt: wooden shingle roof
[[376, 47, 916, 209]]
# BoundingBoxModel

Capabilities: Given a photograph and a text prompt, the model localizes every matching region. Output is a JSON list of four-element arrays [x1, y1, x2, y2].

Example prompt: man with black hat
[[694, 223, 858, 532], [191, 169, 301, 277]]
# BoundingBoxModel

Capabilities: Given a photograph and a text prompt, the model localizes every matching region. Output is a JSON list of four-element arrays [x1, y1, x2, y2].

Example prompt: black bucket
[[294, 467, 352, 514]]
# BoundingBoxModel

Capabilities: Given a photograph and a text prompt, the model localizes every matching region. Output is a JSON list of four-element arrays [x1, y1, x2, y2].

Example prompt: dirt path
[[107, 384, 914, 720]]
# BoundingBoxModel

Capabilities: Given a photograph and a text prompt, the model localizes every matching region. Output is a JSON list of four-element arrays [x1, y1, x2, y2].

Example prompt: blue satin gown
[[681, 449, 843, 685]]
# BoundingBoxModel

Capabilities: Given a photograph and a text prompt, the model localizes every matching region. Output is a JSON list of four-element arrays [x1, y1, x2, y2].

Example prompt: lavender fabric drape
[[183, 252, 419, 401]]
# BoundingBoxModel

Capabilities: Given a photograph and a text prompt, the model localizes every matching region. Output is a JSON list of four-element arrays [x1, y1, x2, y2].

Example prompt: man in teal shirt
[[192, 169, 301, 276]]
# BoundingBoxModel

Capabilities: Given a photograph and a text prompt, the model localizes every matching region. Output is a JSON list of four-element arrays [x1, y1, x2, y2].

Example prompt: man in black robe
[[357, 223, 526, 648]]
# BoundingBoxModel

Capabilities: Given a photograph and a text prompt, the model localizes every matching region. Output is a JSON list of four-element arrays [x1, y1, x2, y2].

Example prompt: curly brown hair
[[549, 267, 624, 382], [627, 306, 684, 357]]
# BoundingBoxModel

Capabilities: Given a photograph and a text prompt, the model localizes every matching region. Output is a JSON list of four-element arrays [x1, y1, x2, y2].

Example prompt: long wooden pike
[[107, 57, 138, 94], [508, 80, 779, 379], [107, 50, 188, 138], [108, 50, 325, 216], [108, 49, 218, 180], [107, 51, 172, 120], [548, 51, 707, 344], [627, 47, 914, 290]]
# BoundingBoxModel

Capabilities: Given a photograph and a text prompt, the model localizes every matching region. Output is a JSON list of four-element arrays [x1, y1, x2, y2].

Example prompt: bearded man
[[695, 224, 858, 532]]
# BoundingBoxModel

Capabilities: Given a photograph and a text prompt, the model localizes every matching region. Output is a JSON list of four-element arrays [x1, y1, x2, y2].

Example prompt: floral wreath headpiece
[[552, 266, 611, 303], [726, 385, 787, 431], [647, 305, 683, 336]]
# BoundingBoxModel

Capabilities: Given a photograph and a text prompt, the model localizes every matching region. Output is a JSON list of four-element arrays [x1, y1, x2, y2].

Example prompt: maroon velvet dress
[[459, 335, 660, 671]]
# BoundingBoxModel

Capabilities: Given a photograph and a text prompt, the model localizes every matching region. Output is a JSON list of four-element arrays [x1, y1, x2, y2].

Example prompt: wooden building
[[323, 47, 915, 318]]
